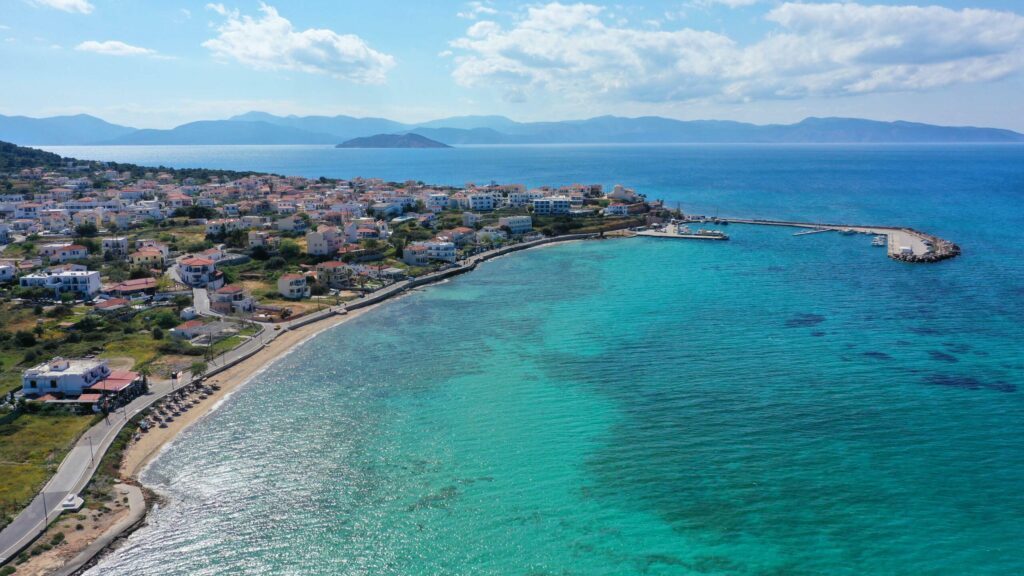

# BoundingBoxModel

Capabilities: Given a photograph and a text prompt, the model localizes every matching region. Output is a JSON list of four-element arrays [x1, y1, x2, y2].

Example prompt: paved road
[[0, 377, 183, 564], [192, 287, 221, 318], [0, 324, 280, 565]]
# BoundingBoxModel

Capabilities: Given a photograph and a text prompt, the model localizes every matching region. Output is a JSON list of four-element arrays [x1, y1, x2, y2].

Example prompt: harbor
[[635, 221, 729, 240], [625, 214, 959, 264], [682, 216, 961, 263]]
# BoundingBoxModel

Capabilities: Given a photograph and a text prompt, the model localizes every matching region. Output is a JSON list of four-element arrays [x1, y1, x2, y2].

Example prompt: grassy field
[[0, 412, 97, 528]]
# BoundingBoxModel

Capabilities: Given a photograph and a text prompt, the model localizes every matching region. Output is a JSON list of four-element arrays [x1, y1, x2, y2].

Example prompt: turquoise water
[[82, 145, 1023, 575]]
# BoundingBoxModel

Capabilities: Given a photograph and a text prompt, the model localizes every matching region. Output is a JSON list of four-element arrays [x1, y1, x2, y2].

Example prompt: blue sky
[[1, 0, 1023, 130]]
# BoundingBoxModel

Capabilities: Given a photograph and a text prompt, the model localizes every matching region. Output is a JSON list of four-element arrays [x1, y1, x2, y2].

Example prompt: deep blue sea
[[64, 144, 1024, 575]]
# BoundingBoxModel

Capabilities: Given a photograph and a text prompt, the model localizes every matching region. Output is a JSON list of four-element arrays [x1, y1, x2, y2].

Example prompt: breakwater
[[716, 218, 961, 263]]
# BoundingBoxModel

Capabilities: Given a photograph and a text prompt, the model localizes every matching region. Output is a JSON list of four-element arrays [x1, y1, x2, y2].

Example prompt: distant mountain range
[[2, 112, 1022, 146], [337, 133, 451, 149]]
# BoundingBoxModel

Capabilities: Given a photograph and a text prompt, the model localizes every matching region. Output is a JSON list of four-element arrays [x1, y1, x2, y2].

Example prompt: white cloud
[[691, 0, 760, 8], [75, 40, 161, 57], [458, 1, 498, 20], [202, 3, 395, 83], [29, 0, 94, 14], [205, 3, 230, 17], [450, 2, 1024, 104]]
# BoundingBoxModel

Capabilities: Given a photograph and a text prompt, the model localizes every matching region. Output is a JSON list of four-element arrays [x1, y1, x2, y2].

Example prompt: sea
[[47, 144, 1023, 575]]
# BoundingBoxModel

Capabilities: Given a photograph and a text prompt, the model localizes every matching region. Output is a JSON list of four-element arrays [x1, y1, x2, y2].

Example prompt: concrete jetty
[[712, 217, 960, 263], [637, 222, 729, 241]]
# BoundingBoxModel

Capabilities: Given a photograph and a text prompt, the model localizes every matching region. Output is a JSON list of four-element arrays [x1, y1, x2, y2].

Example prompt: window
[[29, 380, 37, 388], [50, 380, 57, 388]]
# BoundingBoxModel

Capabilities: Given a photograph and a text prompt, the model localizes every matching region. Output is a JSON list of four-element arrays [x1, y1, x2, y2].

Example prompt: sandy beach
[[120, 299, 390, 479]]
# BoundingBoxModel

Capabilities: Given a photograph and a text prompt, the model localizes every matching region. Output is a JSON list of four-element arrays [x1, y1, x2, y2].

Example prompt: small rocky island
[[336, 133, 451, 148]]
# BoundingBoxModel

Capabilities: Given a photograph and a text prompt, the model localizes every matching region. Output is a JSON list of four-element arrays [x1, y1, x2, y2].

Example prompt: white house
[[101, 237, 130, 259], [306, 226, 343, 256], [403, 244, 429, 266], [210, 284, 255, 314], [22, 358, 111, 397], [603, 203, 630, 216], [176, 257, 224, 289], [606, 185, 642, 203], [499, 215, 532, 235], [205, 218, 246, 236], [477, 225, 508, 243], [277, 274, 310, 299], [415, 240, 456, 263], [20, 268, 101, 298], [40, 243, 89, 263], [0, 264, 15, 283]]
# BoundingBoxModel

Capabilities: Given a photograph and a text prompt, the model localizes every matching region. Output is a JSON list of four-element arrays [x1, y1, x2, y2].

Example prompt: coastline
[[68, 233, 598, 573]]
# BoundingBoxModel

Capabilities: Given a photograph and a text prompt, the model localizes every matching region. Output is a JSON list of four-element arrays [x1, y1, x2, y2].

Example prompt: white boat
[[872, 235, 886, 247]]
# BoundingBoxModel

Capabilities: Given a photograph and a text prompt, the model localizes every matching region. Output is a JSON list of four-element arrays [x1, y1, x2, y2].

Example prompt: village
[[0, 147, 659, 552]]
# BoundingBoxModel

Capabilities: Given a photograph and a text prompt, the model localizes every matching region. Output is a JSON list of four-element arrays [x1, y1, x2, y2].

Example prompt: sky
[[1, 0, 1023, 130]]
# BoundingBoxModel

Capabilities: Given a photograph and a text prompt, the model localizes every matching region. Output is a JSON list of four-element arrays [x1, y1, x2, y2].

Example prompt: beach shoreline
[[120, 294, 393, 479], [57, 233, 599, 574], [123, 232, 598, 478]]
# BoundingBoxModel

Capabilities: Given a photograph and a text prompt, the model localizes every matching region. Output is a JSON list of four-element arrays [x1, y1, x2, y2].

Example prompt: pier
[[636, 222, 729, 241], [709, 217, 960, 263]]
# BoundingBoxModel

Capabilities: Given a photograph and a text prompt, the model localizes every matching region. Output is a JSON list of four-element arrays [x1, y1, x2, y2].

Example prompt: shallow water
[[81, 145, 1023, 575]]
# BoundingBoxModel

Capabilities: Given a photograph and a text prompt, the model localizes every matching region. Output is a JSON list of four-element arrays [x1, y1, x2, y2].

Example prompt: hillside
[[336, 133, 451, 148], [3, 112, 1022, 146], [103, 120, 338, 145], [0, 114, 136, 145]]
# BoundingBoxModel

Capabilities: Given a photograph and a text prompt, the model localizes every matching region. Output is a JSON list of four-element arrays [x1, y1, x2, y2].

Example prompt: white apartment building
[[277, 274, 310, 299], [425, 193, 450, 212], [532, 196, 572, 215], [176, 257, 224, 289], [20, 268, 101, 298], [466, 193, 495, 212], [499, 215, 533, 235], [101, 237, 130, 258], [416, 240, 456, 263], [306, 226, 343, 256]]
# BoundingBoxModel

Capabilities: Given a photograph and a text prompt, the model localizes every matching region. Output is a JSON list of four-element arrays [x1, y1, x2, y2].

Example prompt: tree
[[279, 240, 300, 260], [151, 327, 164, 340], [225, 229, 247, 249], [265, 256, 286, 270], [14, 331, 36, 347], [190, 361, 208, 380], [250, 245, 270, 261], [74, 222, 98, 237]]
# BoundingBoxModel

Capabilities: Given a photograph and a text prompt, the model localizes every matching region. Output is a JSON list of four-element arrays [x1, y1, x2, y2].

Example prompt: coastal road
[[0, 377, 183, 565], [0, 322, 282, 565]]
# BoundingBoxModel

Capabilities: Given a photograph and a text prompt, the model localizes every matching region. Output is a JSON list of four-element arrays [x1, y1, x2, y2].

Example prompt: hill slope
[[103, 121, 338, 145], [3, 112, 1022, 145], [0, 114, 136, 145], [336, 133, 451, 148]]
